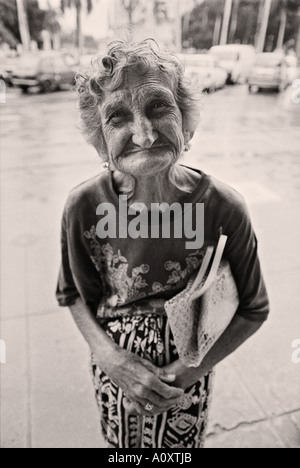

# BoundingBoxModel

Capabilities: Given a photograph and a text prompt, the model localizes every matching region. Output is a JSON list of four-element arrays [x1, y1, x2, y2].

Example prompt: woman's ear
[[183, 130, 195, 151], [184, 130, 195, 144]]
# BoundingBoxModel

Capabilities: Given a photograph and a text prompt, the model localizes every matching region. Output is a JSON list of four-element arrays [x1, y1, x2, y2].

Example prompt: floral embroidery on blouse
[[152, 252, 205, 293], [84, 225, 205, 313]]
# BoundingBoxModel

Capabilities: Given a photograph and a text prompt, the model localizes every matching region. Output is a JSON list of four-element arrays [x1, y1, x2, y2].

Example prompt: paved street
[[0, 83, 299, 448]]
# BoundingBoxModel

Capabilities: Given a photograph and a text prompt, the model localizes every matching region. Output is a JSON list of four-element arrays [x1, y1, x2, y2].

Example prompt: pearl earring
[[103, 161, 110, 170], [184, 131, 191, 152]]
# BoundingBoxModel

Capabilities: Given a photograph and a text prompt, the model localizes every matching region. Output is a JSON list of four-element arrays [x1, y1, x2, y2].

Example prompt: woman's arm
[[69, 298, 184, 414], [163, 314, 264, 390], [161, 184, 269, 389]]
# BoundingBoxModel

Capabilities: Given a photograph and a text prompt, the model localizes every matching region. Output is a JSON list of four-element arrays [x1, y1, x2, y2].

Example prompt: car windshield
[[211, 51, 239, 61], [186, 59, 212, 68], [16, 55, 41, 71], [179, 56, 212, 68], [255, 55, 283, 68]]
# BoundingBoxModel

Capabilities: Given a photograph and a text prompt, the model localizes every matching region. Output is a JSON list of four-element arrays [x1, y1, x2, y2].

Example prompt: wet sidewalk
[[1, 87, 299, 448]]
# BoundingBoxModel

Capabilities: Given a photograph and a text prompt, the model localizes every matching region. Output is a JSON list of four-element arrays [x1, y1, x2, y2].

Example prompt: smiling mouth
[[124, 145, 171, 156]]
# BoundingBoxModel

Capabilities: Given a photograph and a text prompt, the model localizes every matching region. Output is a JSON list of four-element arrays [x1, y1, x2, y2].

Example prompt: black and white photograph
[[0, 0, 300, 450]]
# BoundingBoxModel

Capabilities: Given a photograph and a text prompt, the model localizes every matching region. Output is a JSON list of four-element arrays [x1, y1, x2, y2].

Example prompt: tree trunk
[[182, 11, 191, 39], [256, 0, 272, 53], [243, 9, 253, 44], [220, 0, 233, 45], [202, 5, 209, 29], [52, 32, 61, 51], [175, 0, 182, 52], [254, 0, 265, 49], [296, 16, 300, 61], [276, 4, 287, 50], [16, 0, 31, 51], [122, 0, 134, 40], [228, 0, 239, 44], [76, 2, 83, 53], [213, 14, 222, 46]]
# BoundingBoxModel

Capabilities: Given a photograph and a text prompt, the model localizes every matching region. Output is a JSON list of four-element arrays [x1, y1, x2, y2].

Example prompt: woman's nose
[[131, 116, 158, 149]]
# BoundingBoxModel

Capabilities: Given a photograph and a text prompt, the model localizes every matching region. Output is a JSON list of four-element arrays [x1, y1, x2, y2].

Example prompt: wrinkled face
[[99, 68, 185, 176]]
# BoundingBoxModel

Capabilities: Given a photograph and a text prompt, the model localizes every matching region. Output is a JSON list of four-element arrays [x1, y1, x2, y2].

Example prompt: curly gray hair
[[76, 39, 201, 158]]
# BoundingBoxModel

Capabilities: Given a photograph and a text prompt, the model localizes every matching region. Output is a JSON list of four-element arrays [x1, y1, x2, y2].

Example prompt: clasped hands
[[96, 347, 204, 416]]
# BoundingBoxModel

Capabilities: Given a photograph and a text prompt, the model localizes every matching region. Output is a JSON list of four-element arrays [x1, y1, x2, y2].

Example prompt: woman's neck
[[112, 164, 201, 207]]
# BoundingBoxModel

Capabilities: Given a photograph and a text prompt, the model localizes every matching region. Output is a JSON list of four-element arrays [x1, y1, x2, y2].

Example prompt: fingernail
[[167, 374, 176, 380]]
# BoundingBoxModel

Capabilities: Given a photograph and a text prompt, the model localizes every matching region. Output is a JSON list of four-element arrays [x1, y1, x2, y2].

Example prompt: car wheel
[[20, 86, 29, 94], [40, 80, 52, 93], [249, 85, 259, 94]]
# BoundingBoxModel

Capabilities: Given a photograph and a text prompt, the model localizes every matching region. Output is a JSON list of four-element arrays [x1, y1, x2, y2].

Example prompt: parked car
[[0, 55, 18, 87], [285, 55, 299, 84], [248, 52, 289, 93], [12, 51, 77, 93], [178, 54, 228, 92], [209, 44, 256, 84]]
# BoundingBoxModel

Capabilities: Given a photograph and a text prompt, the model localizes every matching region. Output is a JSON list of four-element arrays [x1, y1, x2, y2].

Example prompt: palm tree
[[256, 0, 272, 52], [228, 0, 240, 43], [210, 0, 225, 46], [0, 0, 19, 47], [220, 0, 233, 45], [122, 0, 140, 24], [16, 0, 31, 50], [276, 0, 288, 49], [119, 0, 142, 41], [60, 0, 96, 52]]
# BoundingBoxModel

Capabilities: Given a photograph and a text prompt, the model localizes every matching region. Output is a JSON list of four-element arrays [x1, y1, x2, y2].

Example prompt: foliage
[[182, 0, 300, 51], [61, 30, 98, 51], [26, 0, 49, 44], [0, 0, 20, 46], [0, 0, 61, 48], [60, 0, 94, 14], [60, 0, 97, 48], [266, 0, 300, 50], [121, 0, 140, 23]]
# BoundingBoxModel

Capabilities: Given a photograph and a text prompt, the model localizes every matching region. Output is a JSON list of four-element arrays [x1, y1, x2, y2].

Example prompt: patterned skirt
[[91, 314, 214, 449]]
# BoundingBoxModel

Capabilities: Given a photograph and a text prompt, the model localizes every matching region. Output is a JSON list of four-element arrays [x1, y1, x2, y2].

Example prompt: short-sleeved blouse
[[56, 166, 269, 323]]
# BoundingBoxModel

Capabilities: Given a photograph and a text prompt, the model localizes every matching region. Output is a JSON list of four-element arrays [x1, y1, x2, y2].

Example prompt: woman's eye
[[110, 111, 123, 120], [152, 102, 166, 110]]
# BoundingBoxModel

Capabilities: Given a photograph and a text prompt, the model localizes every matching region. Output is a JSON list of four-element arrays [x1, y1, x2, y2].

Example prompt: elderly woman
[[56, 40, 269, 449]]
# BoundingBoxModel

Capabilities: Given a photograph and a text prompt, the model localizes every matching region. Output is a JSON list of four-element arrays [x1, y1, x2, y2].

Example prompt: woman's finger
[[139, 395, 183, 415], [137, 386, 184, 409], [149, 375, 184, 400], [130, 382, 184, 412], [125, 383, 183, 415], [159, 373, 176, 383], [130, 360, 184, 401], [141, 361, 181, 392]]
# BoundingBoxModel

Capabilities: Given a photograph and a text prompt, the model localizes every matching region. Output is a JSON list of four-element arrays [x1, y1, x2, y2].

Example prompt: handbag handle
[[189, 246, 214, 296], [190, 235, 228, 301]]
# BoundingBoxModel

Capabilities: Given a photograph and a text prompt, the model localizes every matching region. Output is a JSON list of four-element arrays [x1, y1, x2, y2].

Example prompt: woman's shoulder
[[63, 171, 110, 215], [185, 165, 247, 213], [207, 175, 246, 209], [205, 175, 252, 232]]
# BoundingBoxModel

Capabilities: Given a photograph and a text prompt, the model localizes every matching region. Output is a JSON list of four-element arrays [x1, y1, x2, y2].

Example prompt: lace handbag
[[164, 235, 240, 368]]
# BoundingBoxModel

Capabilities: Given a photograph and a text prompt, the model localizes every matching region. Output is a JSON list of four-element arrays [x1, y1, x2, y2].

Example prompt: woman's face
[[99, 68, 185, 176]]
